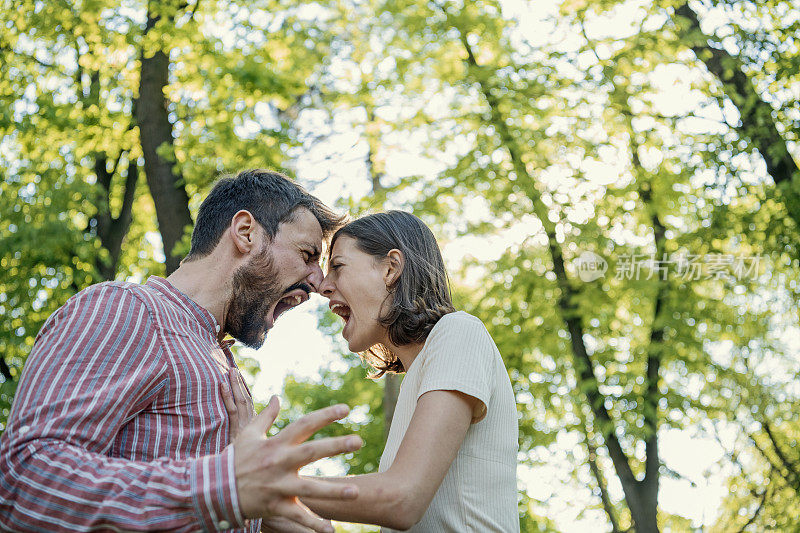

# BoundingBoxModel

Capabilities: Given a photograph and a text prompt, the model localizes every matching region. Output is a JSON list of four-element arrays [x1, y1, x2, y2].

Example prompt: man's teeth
[[331, 304, 346, 313], [283, 295, 303, 305]]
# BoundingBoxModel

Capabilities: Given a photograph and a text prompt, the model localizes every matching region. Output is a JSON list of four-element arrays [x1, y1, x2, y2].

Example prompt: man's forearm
[[0, 285, 246, 531], [0, 439, 243, 532]]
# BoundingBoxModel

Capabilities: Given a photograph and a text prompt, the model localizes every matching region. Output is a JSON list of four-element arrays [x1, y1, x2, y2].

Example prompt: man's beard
[[226, 247, 283, 349]]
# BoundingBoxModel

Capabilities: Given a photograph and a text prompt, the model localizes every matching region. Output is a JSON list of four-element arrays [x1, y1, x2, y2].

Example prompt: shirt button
[[19, 425, 30, 434], [218, 520, 230, 529], [215, 324, 221, 334]]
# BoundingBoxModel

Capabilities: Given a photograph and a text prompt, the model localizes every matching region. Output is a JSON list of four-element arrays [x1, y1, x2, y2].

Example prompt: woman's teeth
[[330, 303, 351, 319]]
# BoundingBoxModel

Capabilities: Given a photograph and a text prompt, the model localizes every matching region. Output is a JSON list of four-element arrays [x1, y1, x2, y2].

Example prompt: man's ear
[[383, 249, 405, 288], [229, 210, 258, 255]]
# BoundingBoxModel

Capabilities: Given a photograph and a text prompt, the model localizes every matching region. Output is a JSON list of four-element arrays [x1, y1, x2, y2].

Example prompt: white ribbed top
[[378, 311, 519, 532]]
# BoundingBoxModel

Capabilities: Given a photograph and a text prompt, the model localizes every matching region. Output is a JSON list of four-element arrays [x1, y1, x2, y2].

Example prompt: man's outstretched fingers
[[288, 435, 363, 468], [278, 404, 350, 444], [251, 395, 280, 436]]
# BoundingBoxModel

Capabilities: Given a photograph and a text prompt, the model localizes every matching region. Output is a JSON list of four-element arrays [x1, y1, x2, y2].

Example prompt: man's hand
[[221, 366, 254, 441], [233, 396, 362, 533], [223, 372, 322, 533]]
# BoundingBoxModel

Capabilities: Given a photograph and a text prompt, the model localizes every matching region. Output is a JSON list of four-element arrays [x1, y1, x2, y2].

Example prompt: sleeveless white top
[[378, 311, 519, 532]]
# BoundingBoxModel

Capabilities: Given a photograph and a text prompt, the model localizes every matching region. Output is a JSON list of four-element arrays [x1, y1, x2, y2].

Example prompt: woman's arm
[[299, 389, 476, 530], [223, 373, 477, 531]]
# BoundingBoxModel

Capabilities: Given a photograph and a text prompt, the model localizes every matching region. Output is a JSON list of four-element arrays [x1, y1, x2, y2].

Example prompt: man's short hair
[[185, 169, 346, 260]]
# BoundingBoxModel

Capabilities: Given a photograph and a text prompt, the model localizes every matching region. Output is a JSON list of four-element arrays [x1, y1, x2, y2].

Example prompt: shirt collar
[[145, 276, 232, 346]]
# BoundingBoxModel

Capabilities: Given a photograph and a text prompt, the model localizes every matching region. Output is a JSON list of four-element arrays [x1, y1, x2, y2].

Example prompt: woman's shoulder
[[424, 311, 495, 351], [433, 310, 485, 331]]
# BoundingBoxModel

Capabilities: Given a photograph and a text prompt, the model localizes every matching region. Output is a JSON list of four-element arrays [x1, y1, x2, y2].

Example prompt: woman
[[228, 211, 519, 532]]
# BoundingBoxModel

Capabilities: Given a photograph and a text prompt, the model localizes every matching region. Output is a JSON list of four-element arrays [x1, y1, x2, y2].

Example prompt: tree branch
[[0, 357, 12, 381], [749, 432, 800, 489], [0, 45, 74, 79], [673, 3, 800, 218], [735, 484, 768, 533], [761, 420, 800, 486], [579, 18, 667, 494], [584, 426, 624, 533]]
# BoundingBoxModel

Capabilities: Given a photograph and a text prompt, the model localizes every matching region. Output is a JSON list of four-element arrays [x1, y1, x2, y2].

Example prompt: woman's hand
[[223, 367, 359, 532], [220, 365, 255, 441], [261, 516, 317, 532]]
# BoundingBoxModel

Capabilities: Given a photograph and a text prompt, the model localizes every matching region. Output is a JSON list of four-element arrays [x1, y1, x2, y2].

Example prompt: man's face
[[225, 208, 324, 349]]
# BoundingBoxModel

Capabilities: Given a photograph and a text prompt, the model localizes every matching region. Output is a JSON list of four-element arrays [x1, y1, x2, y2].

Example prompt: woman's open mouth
[[330, 302, 352, 335]]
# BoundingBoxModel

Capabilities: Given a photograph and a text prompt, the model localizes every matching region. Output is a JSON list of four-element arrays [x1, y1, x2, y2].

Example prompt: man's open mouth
[[271, 289, 310, 323]]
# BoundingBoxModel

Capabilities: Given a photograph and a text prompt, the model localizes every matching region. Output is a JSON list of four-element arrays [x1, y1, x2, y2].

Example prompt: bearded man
[[0, 169, 361, 533]]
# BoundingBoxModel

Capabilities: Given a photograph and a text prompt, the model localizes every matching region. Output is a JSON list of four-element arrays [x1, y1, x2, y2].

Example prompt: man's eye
[[302, 251, 311, 262]]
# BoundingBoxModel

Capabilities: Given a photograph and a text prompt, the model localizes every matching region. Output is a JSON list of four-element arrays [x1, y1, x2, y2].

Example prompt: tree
[[326, 0, 796, 530], [5, 1, 799, 529], [671, 1, 800, 234], [0, 0, 339, 432]]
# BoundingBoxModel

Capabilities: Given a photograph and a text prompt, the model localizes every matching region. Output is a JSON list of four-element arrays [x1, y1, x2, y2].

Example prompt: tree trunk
[[137, 4, 193, 274], [93, 155, 139, 280], [626, 127, 666, 533], [448, 13, 664, 530]]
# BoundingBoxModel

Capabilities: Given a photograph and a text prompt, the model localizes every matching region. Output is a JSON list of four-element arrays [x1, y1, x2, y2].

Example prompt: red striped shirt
[[0, 277, 260, 532]]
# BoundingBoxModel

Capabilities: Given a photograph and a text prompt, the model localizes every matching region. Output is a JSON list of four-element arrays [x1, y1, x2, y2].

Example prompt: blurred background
[[1, 0, 799, 531]]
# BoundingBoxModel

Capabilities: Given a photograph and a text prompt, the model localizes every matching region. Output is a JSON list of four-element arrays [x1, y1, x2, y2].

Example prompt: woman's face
[[319, 235, 391, 352]]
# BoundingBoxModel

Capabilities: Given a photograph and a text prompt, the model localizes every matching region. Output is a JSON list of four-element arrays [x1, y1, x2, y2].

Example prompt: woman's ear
[[383, 249, 404, 288]]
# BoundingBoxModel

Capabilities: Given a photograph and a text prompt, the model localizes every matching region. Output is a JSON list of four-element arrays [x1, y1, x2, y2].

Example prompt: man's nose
[[307, 264, 324, 293]]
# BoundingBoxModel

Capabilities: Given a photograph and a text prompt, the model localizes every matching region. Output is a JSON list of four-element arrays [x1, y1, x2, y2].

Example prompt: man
[[0, 169, 361, 532]]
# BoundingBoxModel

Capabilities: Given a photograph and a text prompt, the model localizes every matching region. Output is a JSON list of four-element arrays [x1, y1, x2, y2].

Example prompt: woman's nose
[[318, 274, 335, 297]]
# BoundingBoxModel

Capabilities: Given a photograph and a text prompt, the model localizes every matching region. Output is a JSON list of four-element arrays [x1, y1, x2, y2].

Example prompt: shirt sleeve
[[416, 313, 496, 423], [0, 284, 245, 532]]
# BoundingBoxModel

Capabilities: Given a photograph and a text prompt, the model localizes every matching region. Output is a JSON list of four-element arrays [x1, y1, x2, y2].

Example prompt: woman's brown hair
[[329, 211, 455, 376]]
